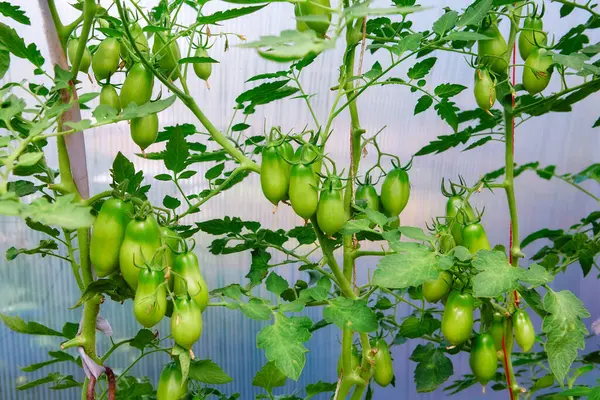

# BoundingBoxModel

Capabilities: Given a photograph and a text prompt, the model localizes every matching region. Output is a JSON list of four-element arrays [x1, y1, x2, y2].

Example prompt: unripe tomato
[[462, 222, 491, 254], [157, 362, 187, 400], [193, 47, 212, 81], [380, 168, 410, 217], [442, 291, 474, 346], [474, 68, 496, 111], [522, 48, 553, 95], [133, 268, 167, 328], [422, 270, 453, 303], [383, 206, 400, 228], [317, 177, 345, 236], [289, 164, 318, 220], [296, 0, 331, 36], [171, 296, 203, 348], [518, 16, 547, 61], [173, 252, 209, 312], [261, 144, 290, 205], [478, 23, 508, 74], [489, 312, 505, 360], [90, 198, 133, 277], [469, 333, 498, 385], [120, 22, 149, 65], [92, 38, 120, 80], [446, 196, 476, 246], [119, 215, 162, 289], [439, 229, 456, 254], [153, 33, 181, 80], [67, 39, 91, 73], [373, 339, 394, 387], [355, 183, 380, 213], [294, 145, 322, 176], [294, 4, 310, 32], [336, 346, 360, 376], [120, 63, 154, 107], [99, 85, 121, 112], [161, 226, 180, 269], [513, 310, 535, 352], [130, 113, 158, 151]]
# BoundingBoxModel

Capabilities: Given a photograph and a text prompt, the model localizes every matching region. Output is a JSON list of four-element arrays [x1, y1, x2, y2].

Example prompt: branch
[[551, 0, 600, 18]]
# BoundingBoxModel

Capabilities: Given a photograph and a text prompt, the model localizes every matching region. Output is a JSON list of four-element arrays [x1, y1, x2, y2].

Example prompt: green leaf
[[518, 263, 554, 288], [412, 343, 453, 392], [339, 219, 373, 235], [266, 272, 289, 295], [399, 315, 441, 339], [196, 216, 245, 235], [162, 195, 181, 210], [397, 226, 431, 242], [434, 83, 467, 98], [256, 314, 312, 380], [471, 250, 519, 297], [164, 126, 189, 173], [542, 290, 590, 383], [0, 2, 30, 25], [240, 298, 272, 321], [407, 57, 436, 80], [6, 239, 58, 260], [414, 95, 433, 115], [0, 194, 94, 229], [0, 314, 63, 336], [457, 0, 492, 27], [17, 152, 43, 167], [373, 245, 438, 289], [205, 163, 225, 180], [0, 49, 9, 79], [196, 5, 267, 24], [434, 98, 459, 132], [323, 297, 378, 333], [433, 11, 458, 36], [0, 22, 43, 66], [130, 329, 158, 352], [71, 277, 135, 309], [189, 359, 233, 384], [252, 361, 287, 390], [305, 381, 337, 397], [179, 56, 219, 65], [21, 351, 75, 372], [240, 30, 334, 63], [344, 4, 421, 18], [391, 32, 423, 56], [287, 225, 316, 245], [444, 31, 492, 41]]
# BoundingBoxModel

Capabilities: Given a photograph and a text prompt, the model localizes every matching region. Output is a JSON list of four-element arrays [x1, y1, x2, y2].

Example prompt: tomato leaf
[[411, 343, 454, 392], [266, 272, 289, 295], [414, 95, 433, 115], [164, 126, 190, 173], [0, 2, 30, 25], [471, 250, 520, 297], [323, 297, 378, 333], [0, 314, 63, 336], [373, 245, 439, 289], [196, 5, 267, 24], [252, 361, 287, 390], [240, 298, 272, 320], [432, 11, 458, 36], [407, 57, 436, 80], [457, 0, 492, 28]]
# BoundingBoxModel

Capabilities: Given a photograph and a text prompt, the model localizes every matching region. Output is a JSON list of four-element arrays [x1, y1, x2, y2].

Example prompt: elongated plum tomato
[[422, 270, 453, 303], [518, 16, 547, 61], [446, 196, 476, 245], [120, 63, 154, 107], [171, 296, 203, 348], [462, 222, 491, 254], [469, 333, 498, 385], [336, 346, 360, 376], [157, 362, 187, 400], [373, 339, 394, 387], [130, 113, 158, 151], [442, 291, 474, 346], [92, 38, 120, 80], [380, 168, 410, 216], [295, 145, 322, 176], [120, 22, 148, 65], [355, 183, 380, 213], [133, 268, 167, 328], [294, 4, 310, 32], [173, 252, 209, 312], [99, 85, 121, 112], [522, 48, 553, 95], [439, 226, 456, 254], [513, 310, 535, 352], [317, 177, 345, 236], [296, 0, 331, 36], [153, 33, 181, 80], [489, 312, 505, 360], [119, 215, 162, 289], [67, 39, 91, 73], [289, 164, 318, 220], [193, 47, 212, 81], [474, 68, 496, 111], [90, 198, 133, 277], [261, 144, 290, 205], [478, 23, 508, 74]]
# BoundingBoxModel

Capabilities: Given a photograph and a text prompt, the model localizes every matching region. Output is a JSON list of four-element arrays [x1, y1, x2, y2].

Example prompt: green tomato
[[130, 113, 158, 151], [422, 270, 453, 304], [120, 22, 149, 66], [193, 47, 212, 81], [289, 164, 319, 220], [161, 226, 180, 290], [294, 4, 310, 32], [445, 195, 476, 246], [153, 33, 181, 80], [518, 16, 547, 61], [336, 345, 360, 376], [171, 296, 203, 348], [474, 68, 496, 111], [90, 198, 133, 277], [119, 215, 162, 289], [92, 38, 120, 80], [442, 291, 474, 346], [294, 145, 322, 176], [462, 222, 491, 254], [469, 333, 498, 386], [173, 252, 209, 312], [120, 63, 154, 107], [296, 0, 331, 36], [67, 39, 91, 73], [489, 312, 505, 360], [316, 177, 345, 236], [133, 268, 167, 328], [380, 168, 410, 217], [522, 48, 553, 95], [261, 144, 290, 205], [373, 339, 394, 387], [355, 183, 380, 212], [157, 362, 187, 400], [478, 23, 508, 74], [99, 85, 121, 112], [513, 310, 535, 352]]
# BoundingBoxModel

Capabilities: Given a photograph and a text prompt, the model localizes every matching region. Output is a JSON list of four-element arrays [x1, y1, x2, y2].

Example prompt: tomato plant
[[0, 0, 598, 399]]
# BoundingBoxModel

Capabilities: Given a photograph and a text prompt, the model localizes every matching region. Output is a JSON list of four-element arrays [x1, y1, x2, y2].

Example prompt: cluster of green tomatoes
[[474, 9, 552, 112], [260, 134, 410, 235], [90, 196, 209, 398], [68, 18, 213, 151]]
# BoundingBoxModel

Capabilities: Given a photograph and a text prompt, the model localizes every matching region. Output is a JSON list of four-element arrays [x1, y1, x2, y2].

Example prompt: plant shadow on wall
[[0, 0, 599, 399]]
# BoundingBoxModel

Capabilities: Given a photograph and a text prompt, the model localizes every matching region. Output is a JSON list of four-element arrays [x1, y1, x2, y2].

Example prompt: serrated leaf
[[457, 0, 492, 27], [323, 297, 377, 332], [414, 95, 433, 115], [518, 263, 554, 288], [164, 127, 189, 173], [391, 32, 423, 56], [373, 245, 438, 288], [434, 99, 459, 132], [266, 272, 289, 295], [240, 30, 333, 63], [471, 250, 520, 297], [444, 31, 492, 41], [433, 11, 458, 36], [434, 83, 467, 98], [189, 359, 233, 384], [0, 314, 63, 336], [0, 2, 30, 25], [412, 343, 453, 392], [196, 5, 266, 24], [205, 163, 225, 180], [407, 57, 436, 80], [252, 361, 287, 390], [241, 298, 272, 320]]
